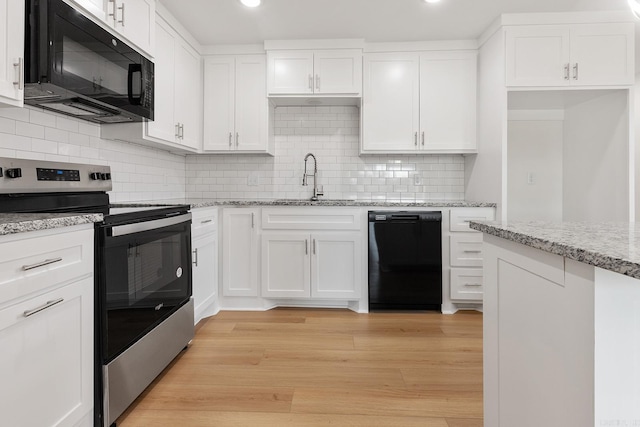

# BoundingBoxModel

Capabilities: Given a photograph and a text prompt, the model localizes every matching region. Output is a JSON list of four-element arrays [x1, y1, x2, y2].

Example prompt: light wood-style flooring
[[117, 308, 483, 427]]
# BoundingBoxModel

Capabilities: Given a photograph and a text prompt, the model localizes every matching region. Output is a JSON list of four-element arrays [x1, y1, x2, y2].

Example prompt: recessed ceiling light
[[424, 0, 442, 3], [240, 0, 261, 7]]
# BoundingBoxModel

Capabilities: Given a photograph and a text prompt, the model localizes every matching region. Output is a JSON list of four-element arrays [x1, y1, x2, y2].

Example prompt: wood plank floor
[[117, 308, 483, 427]]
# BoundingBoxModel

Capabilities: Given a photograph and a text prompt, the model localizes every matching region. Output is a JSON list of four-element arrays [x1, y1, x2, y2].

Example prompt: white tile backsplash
[[0, 107, 186, 203], [185, 106, 465, 201], [0, 105, 466, 202]]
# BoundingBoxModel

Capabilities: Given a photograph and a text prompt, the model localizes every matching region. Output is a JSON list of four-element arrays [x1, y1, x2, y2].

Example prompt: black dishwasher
[[368, 211, 442, 311]]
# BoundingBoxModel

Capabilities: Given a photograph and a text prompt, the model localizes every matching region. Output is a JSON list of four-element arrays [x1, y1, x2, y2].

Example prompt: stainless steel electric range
[[0, 157, 194, 427]]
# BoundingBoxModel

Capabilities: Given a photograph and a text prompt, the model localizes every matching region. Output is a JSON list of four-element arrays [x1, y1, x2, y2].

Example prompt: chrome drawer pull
[[200, 219, 213, 224], [464, 283, 482, 287], [193, 248, 199, 267], [22, 257, 63, 271], [463, 250, 482, 254], [24, 298, 64, 317]]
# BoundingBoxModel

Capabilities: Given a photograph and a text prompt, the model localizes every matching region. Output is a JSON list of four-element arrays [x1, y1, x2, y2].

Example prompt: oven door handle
[[111, 213, 192, 237]]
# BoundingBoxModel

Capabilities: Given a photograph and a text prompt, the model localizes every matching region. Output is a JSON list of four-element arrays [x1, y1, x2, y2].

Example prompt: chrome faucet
[[302, 153, 323, 201]]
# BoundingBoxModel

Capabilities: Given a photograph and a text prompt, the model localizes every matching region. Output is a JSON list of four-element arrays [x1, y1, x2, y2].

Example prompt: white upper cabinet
[[106, 0, 155, 58], [362, 51, 477, 154], [69, 0, 155, 58], [174, 39, 201, 149], [420, 52, 477, 152], [146, 19, 176, 143], [505, 23, 634, 87], [362, 53, 419, 152], [203, 55, 270, 153], [0, 0, 24, 107], [267, 49, 362, 96]]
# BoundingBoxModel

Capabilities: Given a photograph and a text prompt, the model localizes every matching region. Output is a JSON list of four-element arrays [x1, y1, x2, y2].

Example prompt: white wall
[[507, 119, 564, 221], [186, 106, 466, 201], [563, 90, 629, 222], [465, 28, 507, 218], [0, 107, 186, 202]]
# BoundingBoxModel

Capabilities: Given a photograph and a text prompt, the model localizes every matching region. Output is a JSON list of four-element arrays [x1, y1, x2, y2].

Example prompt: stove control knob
[[6, 168, 22, 179], [100, 173, 109, 180], [90, 172, 100, 180]]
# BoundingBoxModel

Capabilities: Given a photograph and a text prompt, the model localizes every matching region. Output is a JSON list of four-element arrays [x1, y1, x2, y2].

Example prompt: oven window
[[101, 222, 191, 361]]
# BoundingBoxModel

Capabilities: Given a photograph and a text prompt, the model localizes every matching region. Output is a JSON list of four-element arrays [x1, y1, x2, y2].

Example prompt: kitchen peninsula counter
[[471, 220, 640, 427]]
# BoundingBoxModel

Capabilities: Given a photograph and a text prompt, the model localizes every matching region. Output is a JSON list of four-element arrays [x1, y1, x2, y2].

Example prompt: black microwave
[[24, 0, 154, 124]]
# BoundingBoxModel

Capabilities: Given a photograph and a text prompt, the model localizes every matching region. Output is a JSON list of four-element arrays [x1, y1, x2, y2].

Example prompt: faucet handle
[[316, 185, 324, 197]]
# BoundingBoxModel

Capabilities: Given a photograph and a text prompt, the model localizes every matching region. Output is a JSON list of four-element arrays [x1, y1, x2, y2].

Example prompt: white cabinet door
[[420, 51, 477, 151], [311, 232, 361, 300], [174, 40, 201, 149], [362, 53, 420, 152], [505, 25, 570, 87], [267, 51, 314, 94], [71, 0, 106, 21], [112, 0, 155, 57], [570, 23, 634, 86], [222, 208, 259, 297], [261, 232, 311, 298], [0, 0, 23, 107], [0, 277, 93, 427], [235, 55, 268, 151], [203, 56, 235, 151], [147, 18, 177, 143], [192, 232, 217, 324], [313, 50, 362, 95]]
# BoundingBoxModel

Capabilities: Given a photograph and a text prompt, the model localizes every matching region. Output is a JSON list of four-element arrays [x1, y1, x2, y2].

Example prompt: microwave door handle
[[127, 63, 142, 105]]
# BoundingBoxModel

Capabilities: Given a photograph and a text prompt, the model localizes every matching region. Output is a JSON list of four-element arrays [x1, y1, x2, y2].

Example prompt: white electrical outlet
[[527, 172, 535, 185]]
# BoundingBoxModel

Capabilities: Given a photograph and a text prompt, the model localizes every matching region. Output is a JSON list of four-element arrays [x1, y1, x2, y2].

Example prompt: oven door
[[97, 213, 192, 363]]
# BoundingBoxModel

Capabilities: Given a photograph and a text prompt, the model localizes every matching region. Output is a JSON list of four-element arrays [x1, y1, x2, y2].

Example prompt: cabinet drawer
[[191, 207, 218, 235], [450, 234, 484, 267], [450, 268, 483, 301], [450, 208, 495, 232], [262, 208, 362, 230], [0, 229, 93, 305]]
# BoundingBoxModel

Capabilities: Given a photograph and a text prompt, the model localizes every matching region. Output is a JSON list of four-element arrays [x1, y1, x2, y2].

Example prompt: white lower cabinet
[[191, 208, 218, 324], [261, 231, 361, 300], [0, 226, 94, 427], [221, 208, 260, 297]]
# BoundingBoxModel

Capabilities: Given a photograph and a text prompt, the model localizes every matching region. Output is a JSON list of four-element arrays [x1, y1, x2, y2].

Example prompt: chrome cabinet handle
[[573, 63, 579, 80], [251, 212, 254, 228], [22, 257, 63, 271], [13, 58, 23, 90], [463, 283, 482, 287], [564, 63, 570, 80], [179, 124, 184, 139], [228, 132, 233, 147], [313, 239, 316, 255], [421, 131, 425, 146], [315, 74, 320, 91], [200, 219, 213, 224], [305, 239, 308, 255], [414, 132, 418, 146], [24, 298, 64, 317], [309, 75, 313, 90], [463, 249, 482, 254], [236, 132, 239, 146], [108, 0, 117, 25], [117, 2, 125, 26], [193, 248, 198, 266], [175, 123, 180, 138]]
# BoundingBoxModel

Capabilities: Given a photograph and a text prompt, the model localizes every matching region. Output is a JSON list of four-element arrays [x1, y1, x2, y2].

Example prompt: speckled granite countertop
[[0, 213, 103, 236], [470, 221, 640, 279], [115, 199, 497, 209]]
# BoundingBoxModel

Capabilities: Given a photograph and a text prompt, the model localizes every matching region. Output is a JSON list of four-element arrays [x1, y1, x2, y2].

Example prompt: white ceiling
[[158, 0, 633, 47]]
